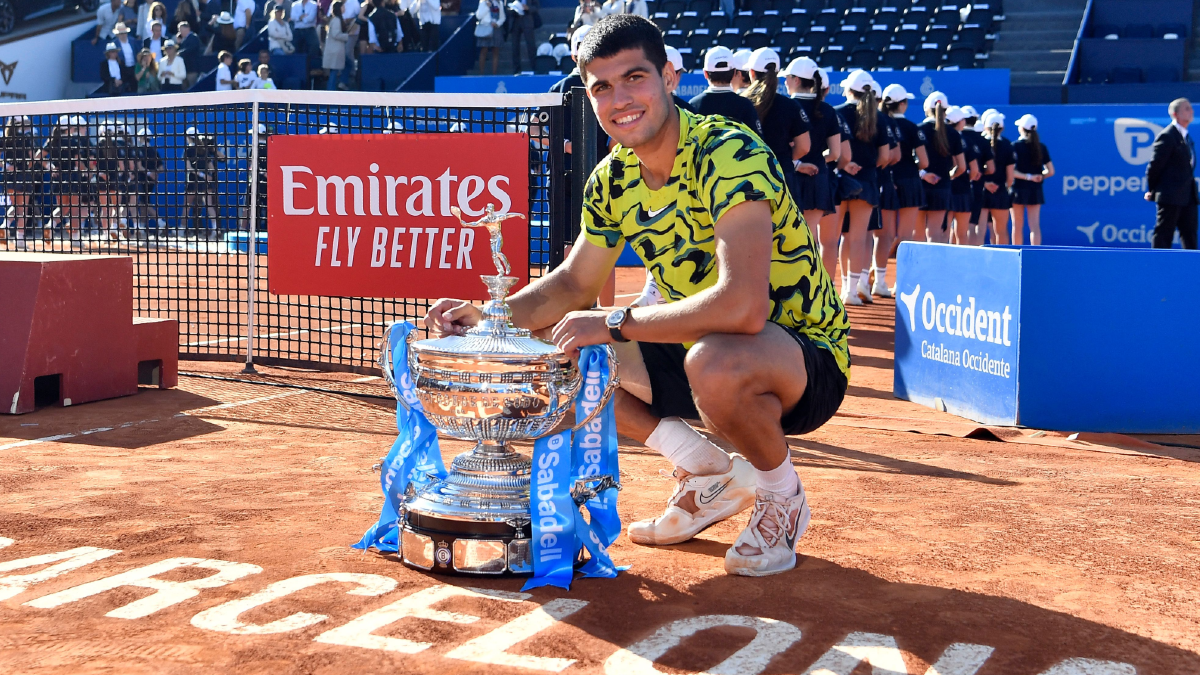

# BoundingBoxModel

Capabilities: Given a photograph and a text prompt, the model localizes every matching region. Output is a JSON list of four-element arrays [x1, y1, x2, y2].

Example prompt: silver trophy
[[379, 204, 620, 576]]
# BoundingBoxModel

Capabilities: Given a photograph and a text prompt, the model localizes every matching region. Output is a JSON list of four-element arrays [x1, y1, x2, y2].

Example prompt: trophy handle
[[569, 344, 621, 433], [378, 322, 414, 413]]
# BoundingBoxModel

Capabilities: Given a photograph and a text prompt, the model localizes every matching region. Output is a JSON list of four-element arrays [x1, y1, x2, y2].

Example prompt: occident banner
[[267, 133, 531, 298]]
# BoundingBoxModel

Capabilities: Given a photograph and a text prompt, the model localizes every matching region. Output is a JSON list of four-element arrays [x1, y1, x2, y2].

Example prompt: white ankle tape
[[645, 417, 730, 476]]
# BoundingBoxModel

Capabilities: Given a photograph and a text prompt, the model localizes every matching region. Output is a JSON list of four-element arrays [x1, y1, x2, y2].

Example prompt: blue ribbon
[[523, 345, 623, 590], [353, 322, 448, 553]]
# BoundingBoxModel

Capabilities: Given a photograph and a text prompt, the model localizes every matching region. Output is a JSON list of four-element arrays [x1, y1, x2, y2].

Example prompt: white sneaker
[[856, 276, 874, 304], [628, 454, 756, 546], [840, 285, 862, 306], [724, 486, 811, 577], [872, 277, 893, 297], [632, 271, 665, 308]]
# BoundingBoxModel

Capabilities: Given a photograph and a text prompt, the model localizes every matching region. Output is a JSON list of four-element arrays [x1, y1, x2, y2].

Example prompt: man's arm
[[550, 199, 773, 355], [1145, 130, 1172, 199]]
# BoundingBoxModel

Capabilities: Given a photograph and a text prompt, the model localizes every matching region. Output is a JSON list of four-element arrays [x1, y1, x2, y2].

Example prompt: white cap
[[868, 79, 881, 96], [665, 46, 684, 72], [820, 67, 833, 90], [881, 83, 914, 101], [704, 46, 734, 72], [730, 48, 753, 72], [1016, 114, 1038, 130], [981, 108, 999, 120], [982, 111, 1005, 127], [924, 90, 949, 110], [552, 42, 570, 60], [960, 105, 979, 118], [746, 47, 779, 73], [840, 69, 874, 93], [945, 106, 966, 123], [570, 25, 591, 56], [782, 56, 819, 79]]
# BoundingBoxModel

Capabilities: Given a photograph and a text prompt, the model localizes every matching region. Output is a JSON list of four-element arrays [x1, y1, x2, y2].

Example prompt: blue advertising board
[[988, 104, 1185, 248], [894, 243, 1020, 426], [434, 69, 1010, 107], [895, 242, 1200, 433]]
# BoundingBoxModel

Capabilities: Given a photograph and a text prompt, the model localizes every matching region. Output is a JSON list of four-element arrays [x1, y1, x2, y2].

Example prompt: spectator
[[113, 23, 137, 70], [600, 0, 645, 16], [290, 0, 320, 61], [199, 0, 221, 40], [234, 0, 257, 48], [323, 1, 350, 89], [441, 0, 459, 14], [256, 64, 276, 87], [397, 0, 421, 51], [1145, 98, 1197, 249], [409, 0, 440, 51], [368, 0, 402, 52], [338, 0, 363, 87], [175, 22, 203, 88], [268, 6, 295, 54], [258, 49, 271, 69], [101, 42, 132, 95], [235, 58, 260, 89], [263, 0, 293, 17], [143, 20, 165, 60], [94, 0, 134, 44], [508, 0, 536, 73], [215, 50, 235, 90], [141, 2, 167, 40], [171, 0, 199, 36], [474, 0, 504, 74], [210, 12, 238, 54], [570, 0, 600, 31], [158, 40, 186, 91], [136, 48, 160, 93]]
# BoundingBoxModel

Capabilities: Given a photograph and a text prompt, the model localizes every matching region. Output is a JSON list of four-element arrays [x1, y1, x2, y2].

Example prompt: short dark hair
[[707, 69, 733, 86], [577, 14, 668, 79]]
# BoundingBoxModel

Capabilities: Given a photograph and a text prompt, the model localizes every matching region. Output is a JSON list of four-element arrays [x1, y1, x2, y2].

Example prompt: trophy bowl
[[378, 206, 618, 576]]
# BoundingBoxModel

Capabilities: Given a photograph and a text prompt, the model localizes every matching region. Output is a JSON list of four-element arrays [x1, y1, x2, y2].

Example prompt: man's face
[[1174, 100, 1194, 127], [152, 25, 162, 37], [583, 47, 676, 150], [110, 0, 120, 9], [180, 24, 190, 35], [259, 50, 270, 64]]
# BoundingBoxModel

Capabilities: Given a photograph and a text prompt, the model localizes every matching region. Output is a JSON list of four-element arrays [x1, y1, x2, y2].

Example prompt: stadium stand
[[1062, 0, 1200, 103], [644, 0, 1005, 72]]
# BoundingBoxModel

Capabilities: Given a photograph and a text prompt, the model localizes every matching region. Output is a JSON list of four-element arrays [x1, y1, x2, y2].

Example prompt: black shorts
[[638, 325, 848, 436], [1012, 179, 1044, 205]]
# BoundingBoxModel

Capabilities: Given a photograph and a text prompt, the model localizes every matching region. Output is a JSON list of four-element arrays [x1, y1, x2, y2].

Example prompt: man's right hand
[[1145, 191, 1154, 202], [424, 299, 482, 336]]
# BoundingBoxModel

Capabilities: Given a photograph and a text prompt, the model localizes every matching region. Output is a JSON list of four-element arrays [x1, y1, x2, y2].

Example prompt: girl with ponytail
[[946, 106, 982, 245], [917, 91, 966, 243], [980, 112, 1016, 244], [832, 70, 893, 306], [1011, 114, 1054, 244], [878, 84, 928, 293], [743, 47, 811, 220], [783, 56, 841, 276]]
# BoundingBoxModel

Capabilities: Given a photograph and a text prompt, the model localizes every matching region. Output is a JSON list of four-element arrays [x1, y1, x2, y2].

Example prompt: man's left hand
[[552, 309, 612, 357]]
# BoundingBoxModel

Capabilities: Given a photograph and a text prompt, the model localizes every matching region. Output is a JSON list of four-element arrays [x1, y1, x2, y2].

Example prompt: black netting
[[0, 99, 563, 374]]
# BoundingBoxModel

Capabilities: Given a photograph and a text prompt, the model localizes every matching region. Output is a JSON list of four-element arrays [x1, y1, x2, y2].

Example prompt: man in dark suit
[[1145, 98, 1199, 249]]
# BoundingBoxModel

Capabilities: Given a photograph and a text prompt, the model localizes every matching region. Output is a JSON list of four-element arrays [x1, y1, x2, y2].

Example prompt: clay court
[[2, 268, 1199, 675]]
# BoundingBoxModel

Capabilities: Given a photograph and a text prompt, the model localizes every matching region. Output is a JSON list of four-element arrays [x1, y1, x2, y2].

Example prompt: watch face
[[606, 308, 627, 329]]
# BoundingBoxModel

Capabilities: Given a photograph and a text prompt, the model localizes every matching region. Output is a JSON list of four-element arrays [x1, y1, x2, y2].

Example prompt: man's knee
[[683, 335, 754, 401]]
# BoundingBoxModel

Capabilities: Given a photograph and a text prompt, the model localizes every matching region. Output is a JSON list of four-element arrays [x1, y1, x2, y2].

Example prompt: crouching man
[[425, 14, 850, 576]]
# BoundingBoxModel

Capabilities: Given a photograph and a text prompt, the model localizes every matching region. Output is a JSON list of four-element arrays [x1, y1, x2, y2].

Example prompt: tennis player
[[425, 15, 849, 577]]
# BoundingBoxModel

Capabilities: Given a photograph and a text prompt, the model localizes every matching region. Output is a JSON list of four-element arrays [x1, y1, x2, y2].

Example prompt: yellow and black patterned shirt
[[582, 109, 850, 376]]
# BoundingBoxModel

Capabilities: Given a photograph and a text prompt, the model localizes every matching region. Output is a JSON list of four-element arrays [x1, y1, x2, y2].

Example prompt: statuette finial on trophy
[[450, 204, 526, 278]]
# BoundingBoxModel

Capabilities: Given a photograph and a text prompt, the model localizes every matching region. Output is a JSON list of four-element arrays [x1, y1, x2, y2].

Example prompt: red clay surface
[[1, 267, 1198, 674]]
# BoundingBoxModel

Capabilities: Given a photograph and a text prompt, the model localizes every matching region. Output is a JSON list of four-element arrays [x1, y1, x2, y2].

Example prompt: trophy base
[[400, 514, 537, 576]]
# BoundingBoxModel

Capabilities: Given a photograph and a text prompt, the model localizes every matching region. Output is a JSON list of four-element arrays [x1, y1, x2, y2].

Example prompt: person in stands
[[135, 48, 161, 93], [175, 22, 203, 88], [158, 40, 186, 91], [171, 0, 199, 36], [215, 50, 235, 90], [101, 42, 134, 95], [323, 1, 351, 89], [268, 6, 295, 54], [234, 0, 257, 48], [474, 0, 505, 74], [508, 0, 538, 73], [210, 12, 238, 54]]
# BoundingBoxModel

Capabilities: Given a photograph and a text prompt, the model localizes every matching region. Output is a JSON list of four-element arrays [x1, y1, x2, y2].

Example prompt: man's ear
[[662, 62, 678, 93]]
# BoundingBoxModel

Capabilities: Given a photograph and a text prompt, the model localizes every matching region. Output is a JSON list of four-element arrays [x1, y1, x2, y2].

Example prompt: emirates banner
[[267, 133, 531, 298]]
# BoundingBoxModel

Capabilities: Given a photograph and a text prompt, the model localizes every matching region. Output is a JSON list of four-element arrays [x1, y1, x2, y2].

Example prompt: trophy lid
[[413, 329, 564, 359]]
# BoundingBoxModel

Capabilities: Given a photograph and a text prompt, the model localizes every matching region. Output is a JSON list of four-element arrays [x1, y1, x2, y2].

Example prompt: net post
[[242, 100, 260, 375], [548, 102, 567, 270], [569, 86, 599, 243]]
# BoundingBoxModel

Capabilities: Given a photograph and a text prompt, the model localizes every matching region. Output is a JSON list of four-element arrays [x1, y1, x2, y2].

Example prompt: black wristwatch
[[606, 307, 632, 343]]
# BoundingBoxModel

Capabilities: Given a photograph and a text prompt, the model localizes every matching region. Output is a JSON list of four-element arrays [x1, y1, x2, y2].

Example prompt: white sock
[[875, 266, 887, 285], [755, 456, 799, 498], [847, 272, 858, 294], [645, 417, 731, 476], [632, 271, 663, 307], [859, 269, 871, 289]]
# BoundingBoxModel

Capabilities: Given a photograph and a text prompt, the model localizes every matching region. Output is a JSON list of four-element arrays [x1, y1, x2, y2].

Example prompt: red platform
[[0, 252, 178, 415]]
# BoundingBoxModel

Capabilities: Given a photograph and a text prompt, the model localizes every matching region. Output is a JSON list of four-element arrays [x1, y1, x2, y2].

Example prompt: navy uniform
[[690, 86, 762, 134], [981, 127, 1016, 211], [790, 91, 838, 215], [919, 116, 964, 212], [960, 122, 992, 221], [1012, 134, 1052, 206], [834, 99, 891, 208], [890, 114, 926, 209]]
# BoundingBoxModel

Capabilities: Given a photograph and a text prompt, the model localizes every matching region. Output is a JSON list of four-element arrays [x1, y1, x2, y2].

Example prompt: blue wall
[[436, 68, 1012, 108]]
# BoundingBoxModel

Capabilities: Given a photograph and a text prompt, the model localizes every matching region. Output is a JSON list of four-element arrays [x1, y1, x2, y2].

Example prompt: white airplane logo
[[898, 284, 920, 331], [1077, 222, 1100, 243]]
